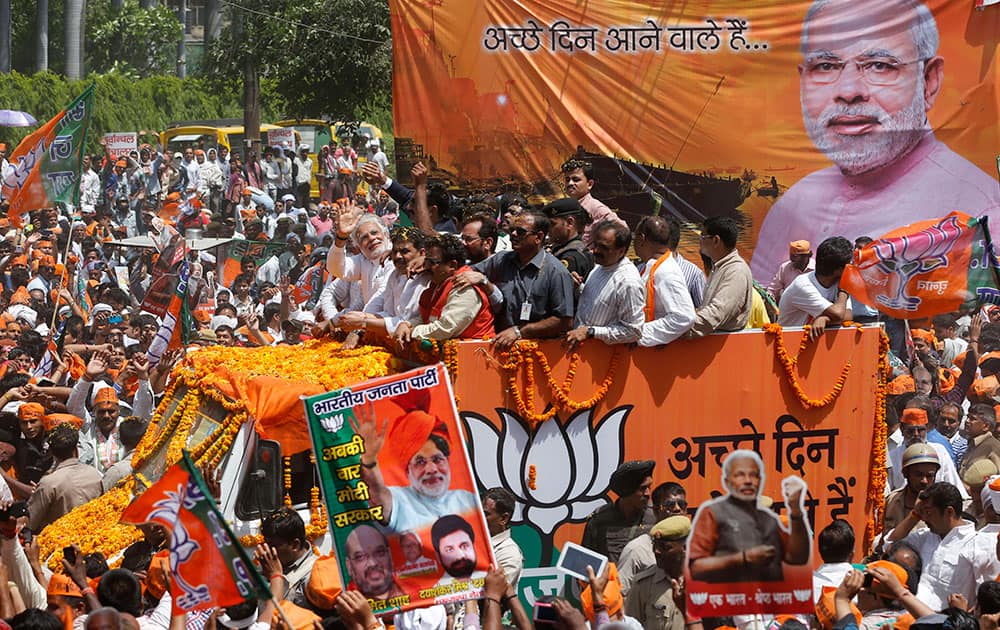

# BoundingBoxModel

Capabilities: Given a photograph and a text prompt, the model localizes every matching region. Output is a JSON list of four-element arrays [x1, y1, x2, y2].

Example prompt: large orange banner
[[451, 327, 883, 604], [390, 0, 1000, 282]]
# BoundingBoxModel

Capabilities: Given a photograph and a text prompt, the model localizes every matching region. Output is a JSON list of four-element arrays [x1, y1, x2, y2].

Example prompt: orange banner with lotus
[[451, 326, 886, 605]]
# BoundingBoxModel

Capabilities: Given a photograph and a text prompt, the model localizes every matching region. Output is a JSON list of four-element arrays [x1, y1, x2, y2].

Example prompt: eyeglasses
[[410, 454, 448, 469], [460, 235, 482, 244], [657, 498, 688, 510], [803, 56, 925, 86], [510, 227, 540, 238]]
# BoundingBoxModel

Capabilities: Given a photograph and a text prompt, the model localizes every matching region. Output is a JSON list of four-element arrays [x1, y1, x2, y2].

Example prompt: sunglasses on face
[[510, 227, 539, 238]]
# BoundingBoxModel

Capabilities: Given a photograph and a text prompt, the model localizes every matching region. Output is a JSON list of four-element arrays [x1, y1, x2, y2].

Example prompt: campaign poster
[[266, 128, 295, 149], [103, 132, 137, 158], [686, 449, 814, 616], [304, 364, 495, 616], [390, 0, 1000, 282]]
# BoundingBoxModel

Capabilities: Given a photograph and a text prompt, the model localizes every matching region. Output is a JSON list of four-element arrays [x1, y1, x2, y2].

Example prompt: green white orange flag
[[840, 211, 1000, 319], [2, 85, 94, 227], [121, 451, 271, 614]]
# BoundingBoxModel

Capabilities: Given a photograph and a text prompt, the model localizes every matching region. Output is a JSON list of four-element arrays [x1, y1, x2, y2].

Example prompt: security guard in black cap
[[543, 198, 594, 284], [581, 460, 657, 563]]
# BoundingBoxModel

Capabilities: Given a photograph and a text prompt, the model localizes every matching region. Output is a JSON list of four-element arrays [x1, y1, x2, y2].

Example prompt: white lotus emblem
[[462, 405, 632, 534], [690, 592, 708, 606], [793, 589, 812, 602]]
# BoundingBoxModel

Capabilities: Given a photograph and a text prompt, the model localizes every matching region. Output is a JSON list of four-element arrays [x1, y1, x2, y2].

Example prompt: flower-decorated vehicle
[[37, 339, 405, 568]]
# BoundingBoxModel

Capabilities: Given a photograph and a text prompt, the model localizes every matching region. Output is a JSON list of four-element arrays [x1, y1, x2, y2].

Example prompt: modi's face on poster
[[724, 456, 762, 502], [407, 439, 452, 498], [799, 0, 936, 176]]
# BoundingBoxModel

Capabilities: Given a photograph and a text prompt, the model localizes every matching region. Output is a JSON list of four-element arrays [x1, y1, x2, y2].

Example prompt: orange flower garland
[[763, 323, 852, 409], [528, 464, 537, 491], [39, 339, 402, 565], [499, 342, 620, 428], [863, 329, 891, 553]]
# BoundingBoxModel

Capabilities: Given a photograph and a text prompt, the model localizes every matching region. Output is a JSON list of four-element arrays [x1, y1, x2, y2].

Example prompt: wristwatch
[[587, 326, 595, 338]]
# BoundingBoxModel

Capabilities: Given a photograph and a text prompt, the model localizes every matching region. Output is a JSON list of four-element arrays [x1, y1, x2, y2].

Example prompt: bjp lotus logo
[[462, 406, 632, 535], [867, 215, 963, 311]]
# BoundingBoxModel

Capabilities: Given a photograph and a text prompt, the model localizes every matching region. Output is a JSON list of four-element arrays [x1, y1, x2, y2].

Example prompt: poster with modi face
[[389, 0, 1000, 284], [304, 364, 495, 616]]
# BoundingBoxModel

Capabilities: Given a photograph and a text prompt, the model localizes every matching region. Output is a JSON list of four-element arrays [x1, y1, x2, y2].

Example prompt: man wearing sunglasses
[[751, 0, 999, 282], [617, 482, 689, 596], [459, 210, 575, 352]]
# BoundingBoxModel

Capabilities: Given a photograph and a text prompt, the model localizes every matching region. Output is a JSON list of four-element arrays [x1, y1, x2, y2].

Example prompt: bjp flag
[[840, 211, 1000, 319], [121, 452, 271, 614], [2, 85, 94, 227]]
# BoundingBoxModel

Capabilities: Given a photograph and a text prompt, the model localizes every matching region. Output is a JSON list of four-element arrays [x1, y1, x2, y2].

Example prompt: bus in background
[[160, 120, 295, 158]]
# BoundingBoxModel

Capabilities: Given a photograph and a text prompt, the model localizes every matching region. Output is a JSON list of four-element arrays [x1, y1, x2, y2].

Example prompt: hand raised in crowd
[[85, 349, 111, 381], [132, 353, 151, 381], [61, 543, 88, 589], [586, 564, 610, 606], [335, 199, 364, 240], [348, 400, 386, 468], [199, 463, 222, 502], [360, 162, 386, 188], [835, 568, 864, 606], [550, 598, 588, 630], [254, 542, 282, 580], [411, 162, 428, 187], [333, 590, 378, 630], [970, 312, 983, 344], [671, 574, 686, 610], [948, 593, 969, 612], [483, 564, 508, 601]]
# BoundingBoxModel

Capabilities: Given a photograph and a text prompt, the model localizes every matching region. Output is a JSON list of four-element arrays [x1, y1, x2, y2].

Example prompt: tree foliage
[[0, 72, 287, 154], [88, 0, 184, 77], [204, 0, 392, 120]]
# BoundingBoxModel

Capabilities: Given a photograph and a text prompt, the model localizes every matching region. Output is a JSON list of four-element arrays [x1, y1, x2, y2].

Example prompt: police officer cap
[[901, 443, 939, 470], [650, 515, 691, 541], [608, 460, 655, 496], [543, 198, 589, 222]]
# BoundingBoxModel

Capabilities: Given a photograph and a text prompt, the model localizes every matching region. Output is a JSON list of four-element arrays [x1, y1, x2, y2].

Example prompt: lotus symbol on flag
[[690, 592, 709, 606], [793, 589, 813, 602], [462, 406, 631, 535], [868, 215, 963, 311]]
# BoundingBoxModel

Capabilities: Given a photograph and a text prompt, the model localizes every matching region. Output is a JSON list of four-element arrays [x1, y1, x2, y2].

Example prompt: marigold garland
[[527, 464, 537, 491], [39, 339, 401, 566], [863, 329, 890, 553], [763, 323, 852, 408], [499, 342, 620, 428]]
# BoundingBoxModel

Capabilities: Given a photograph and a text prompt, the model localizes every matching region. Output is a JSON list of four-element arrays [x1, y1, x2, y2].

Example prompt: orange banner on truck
[[389, 0, 1000, 280], [450, 326, 884, 608]]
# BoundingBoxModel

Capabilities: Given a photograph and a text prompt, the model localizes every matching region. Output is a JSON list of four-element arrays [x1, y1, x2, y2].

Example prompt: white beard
[[803, 74, 929, 176]]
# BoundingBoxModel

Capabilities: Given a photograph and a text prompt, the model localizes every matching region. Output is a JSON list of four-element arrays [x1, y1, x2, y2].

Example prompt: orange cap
[[305, 554, 343, 610], [273, 601, 320, 630], [973, 376, 1000, 401], [115, 159, 128, 168], [789, 240, 811, 256], [580, 563, 624, 622], [46, 573, 84, 598], [867, 560, 909, 597], [900, 408, 928, 426], [43, 413, 84, 432], [911, 329, 937, 346], [938, 368, 956, 394], [18, 402, 45, 421], [815, 587, 861, 630], [887, 375, 915, 396], [93, 387, 119, 408]]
